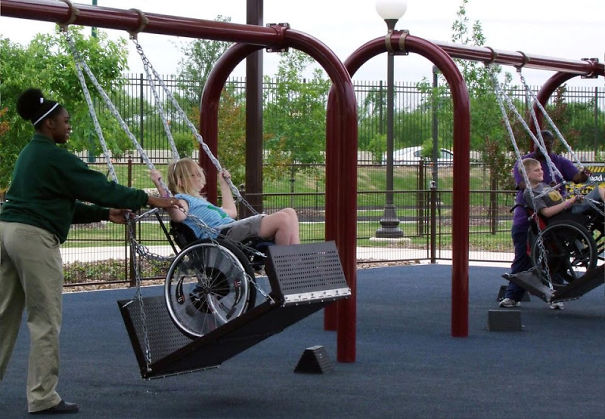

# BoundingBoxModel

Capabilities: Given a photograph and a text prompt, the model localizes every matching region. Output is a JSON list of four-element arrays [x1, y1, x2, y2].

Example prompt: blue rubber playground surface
[[1, 264, 603, 418]]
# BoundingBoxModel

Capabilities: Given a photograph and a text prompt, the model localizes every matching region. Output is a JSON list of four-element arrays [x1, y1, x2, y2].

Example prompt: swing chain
[[133, 39, 180, 162], [516, 70, 584, 171], [131, 38, 258, 216], [534, 227, 556, 296], [62, 29, 119, 183], [127, 220, 154, 371]]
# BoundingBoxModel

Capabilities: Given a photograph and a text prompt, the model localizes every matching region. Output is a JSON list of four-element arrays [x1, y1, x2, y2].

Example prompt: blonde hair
[[166, 158, 206, 195], [520, 157, 540, 175]]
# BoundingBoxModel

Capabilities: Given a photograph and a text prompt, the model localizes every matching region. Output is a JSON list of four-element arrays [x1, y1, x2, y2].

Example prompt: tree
[[449, 0, 515, 190], [263, 50, 330, 168], [0, 27, 129, 190], [176, 15, 232, 109]]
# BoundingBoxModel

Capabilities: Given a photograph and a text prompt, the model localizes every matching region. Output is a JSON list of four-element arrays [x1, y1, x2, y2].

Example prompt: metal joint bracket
[[129, 8, 149, 39], [266, 23, 290, 53], [397, 30, 410, 56], [515, 50, 530, 69], [385, 29, 409, 56], [581, 57, 600, 79], [484, 46, 498, 65], [58, 0, 79, 29]]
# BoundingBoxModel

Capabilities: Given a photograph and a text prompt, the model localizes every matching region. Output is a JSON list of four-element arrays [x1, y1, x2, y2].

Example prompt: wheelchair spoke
[[165, 241, 255, 338]]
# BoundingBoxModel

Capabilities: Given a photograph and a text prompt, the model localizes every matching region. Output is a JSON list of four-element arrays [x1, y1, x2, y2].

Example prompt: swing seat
[[509, 204, 604, 302], [117, 241, 350, 379]]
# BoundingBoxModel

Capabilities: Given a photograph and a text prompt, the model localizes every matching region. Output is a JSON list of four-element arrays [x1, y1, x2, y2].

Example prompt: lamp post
[[375, 0, 407, 238]]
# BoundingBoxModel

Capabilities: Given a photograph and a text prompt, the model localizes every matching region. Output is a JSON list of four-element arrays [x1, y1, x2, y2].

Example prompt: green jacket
[[0, 134, 149, 243]]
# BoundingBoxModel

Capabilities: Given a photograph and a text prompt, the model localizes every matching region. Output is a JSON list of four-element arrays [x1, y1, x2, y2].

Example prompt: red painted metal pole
[[200, 43, 261, 204], [1, 0, 281, 45], [4, 0, 603, 77], [282, 31, 358, 363], [201, 30, 359, 360], [434, 42, 603, 76], [333, 34, 471, 337], [3, 0, 359, 360]]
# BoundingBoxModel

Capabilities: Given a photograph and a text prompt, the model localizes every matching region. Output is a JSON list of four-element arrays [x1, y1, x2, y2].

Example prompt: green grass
[[66, 218, 513, 252], [70, 162, 515, 255]]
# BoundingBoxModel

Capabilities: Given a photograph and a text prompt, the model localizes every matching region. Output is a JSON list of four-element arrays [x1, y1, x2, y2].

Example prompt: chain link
[[517, 70, 584, 171], [534, 228, 556, 296], [127, 220, 154, 370], [134, 41, 180, 162], [63, 30, 118, 183], [131, 38, 258, 216]]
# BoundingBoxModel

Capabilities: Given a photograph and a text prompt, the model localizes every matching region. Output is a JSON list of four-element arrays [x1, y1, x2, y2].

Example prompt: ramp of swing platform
[[118, 241, 351, 379]]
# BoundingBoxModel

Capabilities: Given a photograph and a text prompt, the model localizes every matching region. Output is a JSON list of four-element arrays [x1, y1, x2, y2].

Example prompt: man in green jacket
[[0, 88, 181, 414]]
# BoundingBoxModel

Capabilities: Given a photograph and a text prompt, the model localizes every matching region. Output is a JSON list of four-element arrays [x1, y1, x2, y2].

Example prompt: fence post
[[430, 179, 437, 263], [489, 168, 497, 235], [417, 160, 425, 236], [127, 158, 136, 287]]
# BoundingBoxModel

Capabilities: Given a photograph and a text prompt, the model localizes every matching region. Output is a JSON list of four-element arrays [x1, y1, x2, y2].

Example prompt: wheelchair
[[161, 219, 272, 338], [527, 201, 604, 290]]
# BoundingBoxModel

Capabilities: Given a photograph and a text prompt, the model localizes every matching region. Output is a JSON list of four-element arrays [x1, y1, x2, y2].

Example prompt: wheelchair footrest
[[551, 265, 604, 302], [502, 271, 553, 303]]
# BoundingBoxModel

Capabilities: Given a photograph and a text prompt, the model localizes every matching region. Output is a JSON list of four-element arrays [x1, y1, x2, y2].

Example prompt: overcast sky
[[1, 0, 603, 87]]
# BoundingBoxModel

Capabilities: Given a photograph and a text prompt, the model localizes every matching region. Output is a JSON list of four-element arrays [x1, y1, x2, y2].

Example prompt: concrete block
[[487, 309, 523, 332]]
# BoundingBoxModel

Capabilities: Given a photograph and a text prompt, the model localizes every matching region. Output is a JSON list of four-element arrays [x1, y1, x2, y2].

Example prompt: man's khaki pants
[[0, 221, 63, 412]]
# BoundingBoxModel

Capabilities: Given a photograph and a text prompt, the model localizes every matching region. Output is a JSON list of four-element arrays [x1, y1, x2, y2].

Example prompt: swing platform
[[551, 264, 604, 303], [502, 264, 604, 303], [117, 241, 350, 379]]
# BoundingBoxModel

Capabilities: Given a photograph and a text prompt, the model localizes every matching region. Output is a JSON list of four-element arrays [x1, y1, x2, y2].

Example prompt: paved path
[[60, 245, 513, 266]]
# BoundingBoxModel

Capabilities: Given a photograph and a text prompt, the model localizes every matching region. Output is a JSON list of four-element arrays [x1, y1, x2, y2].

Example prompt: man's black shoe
[[30, 400, 79, 414]]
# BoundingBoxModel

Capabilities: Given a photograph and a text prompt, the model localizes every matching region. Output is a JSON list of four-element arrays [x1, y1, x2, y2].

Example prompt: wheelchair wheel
[[531, 220, 598, 285], [165, 239, 256, 338]]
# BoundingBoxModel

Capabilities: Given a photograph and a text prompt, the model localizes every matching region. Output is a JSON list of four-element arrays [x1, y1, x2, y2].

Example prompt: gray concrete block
[[488, 309, 523, 331]]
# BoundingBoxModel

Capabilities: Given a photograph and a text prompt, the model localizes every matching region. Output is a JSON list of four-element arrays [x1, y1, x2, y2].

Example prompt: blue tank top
[[175, 193, 234, 239]]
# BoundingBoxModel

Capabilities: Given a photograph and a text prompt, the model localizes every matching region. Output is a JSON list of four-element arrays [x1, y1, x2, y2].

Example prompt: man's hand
[[108, 208, 132, 224]]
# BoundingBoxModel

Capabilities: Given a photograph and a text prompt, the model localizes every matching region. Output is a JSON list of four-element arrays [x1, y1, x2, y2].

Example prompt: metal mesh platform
[[265, 242, 350, 305], [118, 241, 350, 379], [503, 264, 604, 303], [551, 265, 604, 302]]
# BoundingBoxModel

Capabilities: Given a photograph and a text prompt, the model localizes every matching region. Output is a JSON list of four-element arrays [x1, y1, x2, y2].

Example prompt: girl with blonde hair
[[150, 158, 299, 245]]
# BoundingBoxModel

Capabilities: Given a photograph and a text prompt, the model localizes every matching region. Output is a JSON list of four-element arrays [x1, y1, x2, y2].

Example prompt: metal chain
[[489, 68, 565, 184], [488, 66, 538, 207], [127, 219, 154, 371], [64, 29, 169, 368], [133, 41, 180, 162], [517, 70, 584, 171], [131, 38, 258, 215], [535, 230, 556, 295], [516, 72, 557, 184], [64, 31, 173, 195], [63, 29, 118, 183]]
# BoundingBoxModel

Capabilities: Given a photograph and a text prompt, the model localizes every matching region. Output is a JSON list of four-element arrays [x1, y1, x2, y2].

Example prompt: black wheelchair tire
[[164, 238, 257, 338], [530, 219, 598, 285]]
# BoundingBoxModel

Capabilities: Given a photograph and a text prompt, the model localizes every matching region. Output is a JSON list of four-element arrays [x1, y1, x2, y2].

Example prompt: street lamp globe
[[375, 0, 407, 21]]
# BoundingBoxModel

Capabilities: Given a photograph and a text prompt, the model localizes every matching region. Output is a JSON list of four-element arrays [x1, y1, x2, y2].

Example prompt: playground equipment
[[57, 14, 351, 375], [487, 63, 604, 303], [3, 0, 603, 364]]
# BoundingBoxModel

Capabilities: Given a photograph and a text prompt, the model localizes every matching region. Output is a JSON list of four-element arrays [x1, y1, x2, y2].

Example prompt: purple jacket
[[512, 152, 579, 228]]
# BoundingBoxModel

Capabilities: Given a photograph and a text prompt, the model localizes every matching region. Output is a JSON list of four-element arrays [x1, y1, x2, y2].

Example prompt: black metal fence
[[57, 75, 604, 286]]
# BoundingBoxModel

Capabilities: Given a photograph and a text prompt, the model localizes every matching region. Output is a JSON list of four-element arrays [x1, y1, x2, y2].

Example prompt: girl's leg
[[259, 208, 299, 245]]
